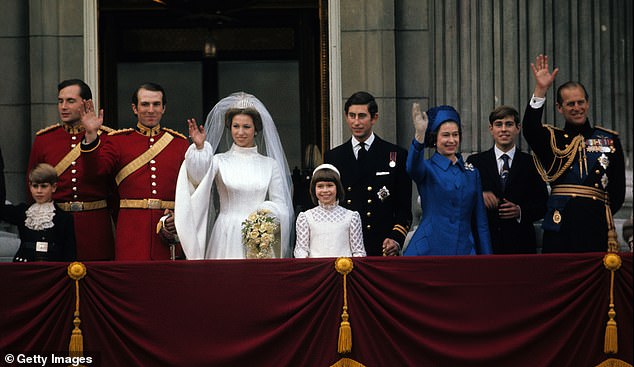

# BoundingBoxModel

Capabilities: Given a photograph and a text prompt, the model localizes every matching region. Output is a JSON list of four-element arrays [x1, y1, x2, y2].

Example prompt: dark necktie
[[357, 142, 367, 162], [500, 153, 510, 192], [357, 142, 368, 173]]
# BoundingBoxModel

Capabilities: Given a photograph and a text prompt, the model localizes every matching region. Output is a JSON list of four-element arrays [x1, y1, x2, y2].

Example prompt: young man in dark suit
[[324, 91, 412, 256], [467, 105, 548, 254]]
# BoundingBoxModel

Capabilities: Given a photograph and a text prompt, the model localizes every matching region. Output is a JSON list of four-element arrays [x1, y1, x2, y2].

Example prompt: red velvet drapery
[[1, 253, 632, 366]]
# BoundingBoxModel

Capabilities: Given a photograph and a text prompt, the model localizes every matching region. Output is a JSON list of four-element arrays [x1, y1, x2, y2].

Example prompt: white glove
[[412, 103, 428, 143]]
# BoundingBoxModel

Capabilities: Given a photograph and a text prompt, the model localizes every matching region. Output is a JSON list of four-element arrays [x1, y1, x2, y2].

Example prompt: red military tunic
[[27, 123, 116, 260], [83, 123, 189, 260]]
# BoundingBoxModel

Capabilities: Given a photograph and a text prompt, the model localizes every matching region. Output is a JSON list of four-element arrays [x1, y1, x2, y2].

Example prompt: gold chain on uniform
[[532, 126, 588, 183]]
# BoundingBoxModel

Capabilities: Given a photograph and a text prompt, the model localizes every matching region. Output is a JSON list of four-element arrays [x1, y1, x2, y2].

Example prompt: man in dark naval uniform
[[523, 54, 625, 253], [325, 91, 412, 256]]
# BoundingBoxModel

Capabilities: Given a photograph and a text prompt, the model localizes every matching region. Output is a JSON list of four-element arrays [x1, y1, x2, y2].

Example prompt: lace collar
[[24, 202, 56, 231], [318, 201, 339, 210]]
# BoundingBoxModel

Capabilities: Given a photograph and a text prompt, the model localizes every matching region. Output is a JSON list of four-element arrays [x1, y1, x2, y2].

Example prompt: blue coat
[[404, 140, 492, 256]]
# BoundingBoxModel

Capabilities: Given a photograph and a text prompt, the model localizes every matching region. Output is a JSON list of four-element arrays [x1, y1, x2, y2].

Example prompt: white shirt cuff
[[530, 95, 546, 109]]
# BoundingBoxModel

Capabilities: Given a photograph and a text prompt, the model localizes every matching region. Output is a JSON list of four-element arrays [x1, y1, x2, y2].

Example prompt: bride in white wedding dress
[[174, 92, 293, 259]]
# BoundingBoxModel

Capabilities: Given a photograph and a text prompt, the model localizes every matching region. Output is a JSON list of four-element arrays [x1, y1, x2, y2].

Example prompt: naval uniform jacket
[[325, 135, 412, 256], [523, 102, 625, 253], [466, 148, 548, 254], [27, 123, 115, 260], [82, 124, 189, 260], [0, 202, 76, 262]]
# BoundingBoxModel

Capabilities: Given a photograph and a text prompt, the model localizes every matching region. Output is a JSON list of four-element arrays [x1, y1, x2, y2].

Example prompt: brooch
[[377, 186, 390, 201], [464, 162, 474, 171], [598, 153, 610, 170]]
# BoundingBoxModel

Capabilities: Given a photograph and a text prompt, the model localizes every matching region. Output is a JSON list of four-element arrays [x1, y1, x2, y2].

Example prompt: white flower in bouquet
[[241, 209, 280, 259]]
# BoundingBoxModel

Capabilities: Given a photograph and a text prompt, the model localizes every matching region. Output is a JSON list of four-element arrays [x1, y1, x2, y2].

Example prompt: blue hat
[[425, 105, 461, 147]]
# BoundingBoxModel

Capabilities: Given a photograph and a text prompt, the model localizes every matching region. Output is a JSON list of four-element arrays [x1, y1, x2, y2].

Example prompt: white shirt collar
[[494, 145, 516, 161], [351, 133, 375, 150]]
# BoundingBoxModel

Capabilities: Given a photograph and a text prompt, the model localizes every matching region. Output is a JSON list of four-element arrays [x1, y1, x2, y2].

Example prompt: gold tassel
[[335, 258, 354, 354], [67, 262, 87, 358], [602, 254, 621, 355], [604, 307, 618, 354], [69, 310, 83, 357], [338, 310, 352, 353]]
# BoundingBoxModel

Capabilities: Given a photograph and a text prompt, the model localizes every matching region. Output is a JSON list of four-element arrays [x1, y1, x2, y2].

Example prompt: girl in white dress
[[294, 164, 366, 258], [175, 93, 293, 259]]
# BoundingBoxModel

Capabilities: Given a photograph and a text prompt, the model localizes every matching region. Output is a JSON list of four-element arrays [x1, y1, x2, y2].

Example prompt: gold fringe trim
[[162, 127, 187, 140], [335, 258, 354, 354], [595, 358, 633, 367], [36, 123, 61, 135], [67, 262, 87, 358], [602, 254, 622, 354], [330, 357, 367, 367]]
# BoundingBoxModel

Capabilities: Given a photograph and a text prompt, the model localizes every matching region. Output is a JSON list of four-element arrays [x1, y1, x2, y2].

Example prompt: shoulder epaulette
[[544, 124, 564, 132], [108, 128, 135, 136], [162, 127, 188, 140], [595, 125, 619, 136], [36, 123, 62, 135], [99, 125, 116, 133]]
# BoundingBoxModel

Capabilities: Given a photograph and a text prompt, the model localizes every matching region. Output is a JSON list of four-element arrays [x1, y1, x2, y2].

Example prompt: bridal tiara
[[231, 92, 257, 109]]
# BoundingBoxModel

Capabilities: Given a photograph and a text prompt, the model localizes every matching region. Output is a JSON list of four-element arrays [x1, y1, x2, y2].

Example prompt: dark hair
[[427, 121, 462, 148], [29, 163, 58, 184], [344, 91, 378, 117], [309, 168, 344, 205], [556, 81, 589, 105], [224, 108, 263, 132], [57, 79, 92, 100], [132, 82, 167, 106], [488, 105, 520, 126]]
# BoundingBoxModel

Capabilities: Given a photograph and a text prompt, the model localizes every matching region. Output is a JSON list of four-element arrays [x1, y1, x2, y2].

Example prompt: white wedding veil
[[204, 92, 294, 257]]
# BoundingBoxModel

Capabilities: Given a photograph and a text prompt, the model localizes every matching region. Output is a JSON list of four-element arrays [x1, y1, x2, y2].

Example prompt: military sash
[[115, 132, 173, 186], [54, 144, 82, 177]]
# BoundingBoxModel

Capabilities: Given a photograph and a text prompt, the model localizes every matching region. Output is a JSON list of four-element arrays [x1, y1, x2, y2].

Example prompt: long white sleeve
[[349, 211, 366, 257], [184, 141, 214, 187]]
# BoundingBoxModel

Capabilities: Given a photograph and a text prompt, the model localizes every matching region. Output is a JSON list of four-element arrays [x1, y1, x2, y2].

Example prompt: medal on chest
[[389, 151, 396, 168], [585, 137, 615, 153]]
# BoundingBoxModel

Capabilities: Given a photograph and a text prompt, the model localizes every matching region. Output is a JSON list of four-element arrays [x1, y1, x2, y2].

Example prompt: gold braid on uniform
[[532, 126, 587, 183]]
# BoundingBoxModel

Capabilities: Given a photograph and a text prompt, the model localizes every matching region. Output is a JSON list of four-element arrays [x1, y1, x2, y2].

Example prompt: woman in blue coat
[[404, 104, 492, 256]]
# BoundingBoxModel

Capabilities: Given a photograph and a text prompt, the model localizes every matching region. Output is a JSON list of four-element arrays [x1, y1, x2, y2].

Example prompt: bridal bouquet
[[241, 209, 279, 259]]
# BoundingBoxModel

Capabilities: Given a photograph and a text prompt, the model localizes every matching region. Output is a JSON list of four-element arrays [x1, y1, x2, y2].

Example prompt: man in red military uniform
[[27, 79, 116, 260], [81, 82, 189, 260]]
